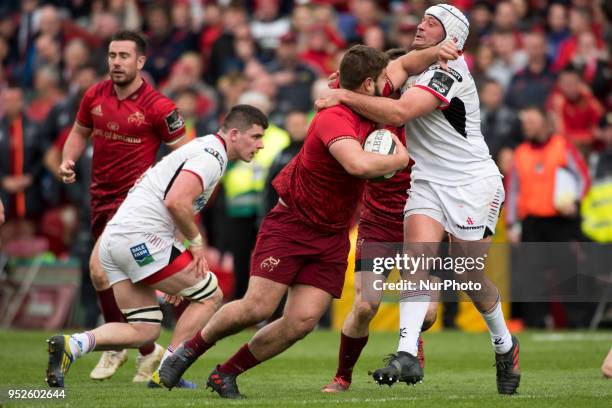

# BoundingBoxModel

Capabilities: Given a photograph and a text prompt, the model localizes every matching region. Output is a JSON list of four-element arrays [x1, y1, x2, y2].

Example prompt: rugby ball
[[363, 128, 397, 179]]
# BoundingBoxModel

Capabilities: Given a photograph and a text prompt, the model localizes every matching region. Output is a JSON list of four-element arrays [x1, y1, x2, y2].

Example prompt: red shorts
[[91, 206, 120, 241], [250, 204, 350, 298], [355, 217, 403, 273]]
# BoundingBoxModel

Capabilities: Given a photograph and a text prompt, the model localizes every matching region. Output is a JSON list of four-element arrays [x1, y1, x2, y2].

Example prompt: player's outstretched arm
[[164, 170, 209, 278], [59, 123, 92, 184], [329, 135, 409, 179], [386, 40, 459, 91], [317, 85, 440, 127]]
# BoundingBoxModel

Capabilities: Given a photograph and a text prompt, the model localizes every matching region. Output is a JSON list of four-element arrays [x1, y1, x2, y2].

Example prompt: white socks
[[481, 300, 512, 354], [67, 332, 96, 359], [397, 294, 430, 356]]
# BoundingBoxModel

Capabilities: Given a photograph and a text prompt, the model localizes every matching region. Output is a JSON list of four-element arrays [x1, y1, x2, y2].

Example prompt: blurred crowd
[[0, 0, 610, 327]]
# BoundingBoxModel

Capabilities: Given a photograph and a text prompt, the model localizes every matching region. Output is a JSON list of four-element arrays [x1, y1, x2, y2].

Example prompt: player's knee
[[354, 300, 379, 323], [138, 324, 161, 345], [243, 292, 276, 322], [288, 316, 318, 341]]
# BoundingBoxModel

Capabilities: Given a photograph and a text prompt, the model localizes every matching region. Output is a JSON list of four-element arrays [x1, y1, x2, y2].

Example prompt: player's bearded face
[[108, 41, 144, 87], [372, 72, 386, 97], [413, 15, 445, 49]]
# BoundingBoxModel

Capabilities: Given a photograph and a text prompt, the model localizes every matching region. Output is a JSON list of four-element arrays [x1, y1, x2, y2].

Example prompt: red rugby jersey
[[360, 125, 413, 226], [360, 80, 413, 226], [273, 105, 375, 233], [76, 79, 185, 213]]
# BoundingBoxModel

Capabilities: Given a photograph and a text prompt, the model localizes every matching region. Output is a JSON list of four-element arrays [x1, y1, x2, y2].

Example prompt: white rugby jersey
[[107, 134, 227, 234], [402, 56, 501, 185]]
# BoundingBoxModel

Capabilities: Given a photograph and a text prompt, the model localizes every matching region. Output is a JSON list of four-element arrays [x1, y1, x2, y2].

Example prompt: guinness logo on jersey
[[128, 111, 146, 126], [107, 121, 119, 131]]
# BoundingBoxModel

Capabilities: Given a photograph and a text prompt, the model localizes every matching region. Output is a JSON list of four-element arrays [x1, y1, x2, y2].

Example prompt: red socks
[[335, 333, 369, 383], [185, 333, 215, 357], [218, 344, 260, 376]]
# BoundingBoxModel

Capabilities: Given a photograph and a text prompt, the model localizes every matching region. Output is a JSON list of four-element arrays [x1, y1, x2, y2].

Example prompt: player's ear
[[229, 128, 239, 141], [364, 77, 374, 94], [136, 55, 146, 69]]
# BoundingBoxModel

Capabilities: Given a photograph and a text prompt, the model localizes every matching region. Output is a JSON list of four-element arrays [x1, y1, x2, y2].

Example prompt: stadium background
[[0, 0, 610, 403]]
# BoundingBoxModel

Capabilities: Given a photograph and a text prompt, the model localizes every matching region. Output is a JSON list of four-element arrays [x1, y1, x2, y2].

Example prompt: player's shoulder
[[84, 79, 112, 98], [139, 81, 177, 113], [192, 135, 228, 171], [316, 104, 360, 124]]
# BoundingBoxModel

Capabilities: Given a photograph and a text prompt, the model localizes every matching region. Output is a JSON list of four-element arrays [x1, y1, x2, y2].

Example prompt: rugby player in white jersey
[[45, 105, 267, 388], [316, 4, 520, 395]]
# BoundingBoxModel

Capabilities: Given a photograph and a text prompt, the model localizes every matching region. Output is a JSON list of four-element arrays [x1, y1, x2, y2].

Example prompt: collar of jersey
[[112, 78, 147, 101], [214, 133, 227, 151]]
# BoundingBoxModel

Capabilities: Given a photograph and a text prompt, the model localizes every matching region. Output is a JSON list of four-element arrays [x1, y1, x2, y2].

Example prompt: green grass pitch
[[1, 329, 611, 407]]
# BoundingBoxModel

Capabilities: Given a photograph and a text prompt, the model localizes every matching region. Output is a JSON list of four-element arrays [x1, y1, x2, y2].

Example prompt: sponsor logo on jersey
[[204, 147, 225, 171], [466, 217, 474, 225], [165, 109, 185, 133], [91, 105, 103, 116], [427, 65, 463, 82], [260, 256, 280, 272], [130, 243, 155, 267], [128, 111, 146, 126], [455, 223, 484, 230], [428, 71, 455, 97], [107, 121, 119, 131], [445, 67, 463, 82]]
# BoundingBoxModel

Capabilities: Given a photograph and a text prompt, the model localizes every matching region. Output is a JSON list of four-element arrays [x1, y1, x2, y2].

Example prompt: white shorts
[[404, 176, 505, 241], [99, 228, 187, 286]]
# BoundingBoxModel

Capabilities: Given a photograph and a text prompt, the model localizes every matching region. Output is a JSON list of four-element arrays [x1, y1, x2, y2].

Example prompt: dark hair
[[385, 48, 408, 61], [521, 105, 548, 119], [482, 77, 502, 88], [223, 104, 269, 132], [110, 30, 147, 55], [559, 64, 580, 77], [339, 45, 389, 91]]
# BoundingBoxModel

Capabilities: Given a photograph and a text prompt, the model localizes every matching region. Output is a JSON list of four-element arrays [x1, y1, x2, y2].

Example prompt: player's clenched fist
[[437, 39, 460, 71], [58, 160, 76, 184]]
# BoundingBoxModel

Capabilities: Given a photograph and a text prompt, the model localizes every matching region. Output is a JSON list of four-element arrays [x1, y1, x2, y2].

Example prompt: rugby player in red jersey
[[158, 44, 453, 399], [57, 30, 195, 384], [322, 49, 440, 393]]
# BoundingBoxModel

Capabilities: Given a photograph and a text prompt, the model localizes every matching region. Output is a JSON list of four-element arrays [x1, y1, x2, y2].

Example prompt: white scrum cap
[[425, 4, 470, 50]]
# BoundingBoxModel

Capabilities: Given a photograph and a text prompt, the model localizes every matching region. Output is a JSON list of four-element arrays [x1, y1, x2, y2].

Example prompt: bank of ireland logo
[[130, 243, 155, 267], [260, 256, 280, 272]]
